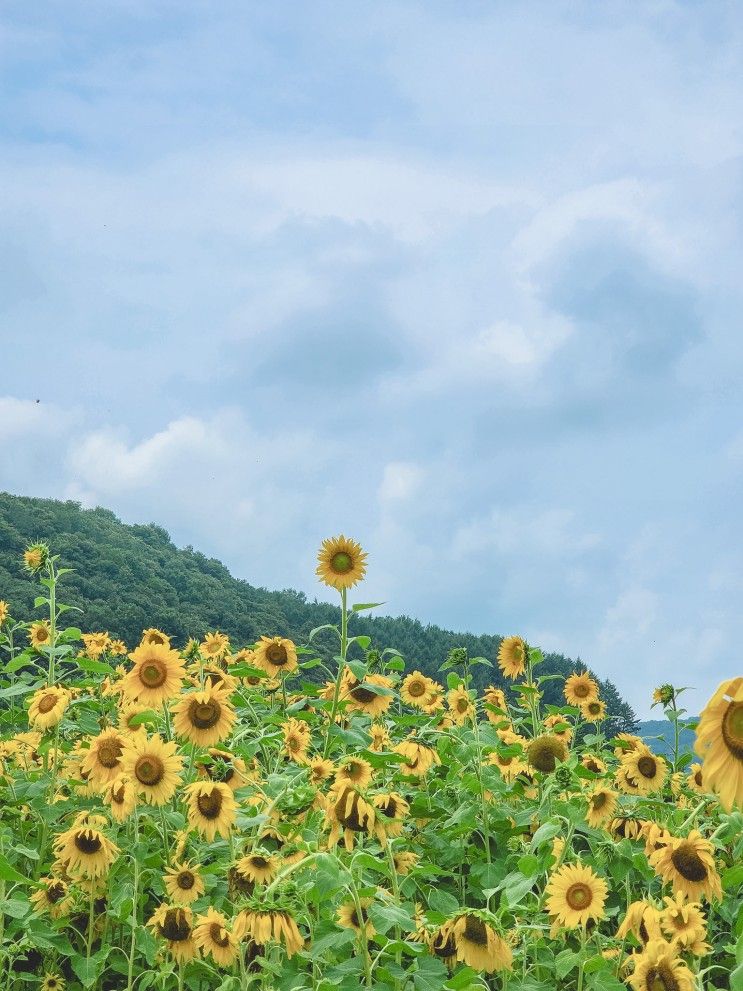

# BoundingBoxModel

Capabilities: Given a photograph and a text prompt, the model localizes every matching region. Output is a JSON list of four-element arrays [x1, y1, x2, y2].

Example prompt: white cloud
[[378, 461, 423, 502]]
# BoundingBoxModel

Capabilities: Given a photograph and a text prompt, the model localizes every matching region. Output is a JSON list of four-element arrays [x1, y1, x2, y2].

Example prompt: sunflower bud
[[23, 542, 49, 573]]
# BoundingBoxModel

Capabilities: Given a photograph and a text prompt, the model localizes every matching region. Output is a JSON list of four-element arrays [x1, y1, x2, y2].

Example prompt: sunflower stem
[[322, 588, 348, 759], [127, 808, 140, 991]]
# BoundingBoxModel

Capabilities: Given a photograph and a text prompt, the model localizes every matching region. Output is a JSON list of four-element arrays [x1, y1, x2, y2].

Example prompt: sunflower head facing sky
[[316, 535, 367, 590]]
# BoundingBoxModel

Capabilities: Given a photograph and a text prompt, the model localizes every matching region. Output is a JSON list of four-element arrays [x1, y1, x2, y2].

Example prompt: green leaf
[[445, 966, 481, 990], [0, 854, 28, 883], [33, 596, 48, 608], [427, 888, 460, 916], [502, 874, 535, 908], [529, 821, 561, 851], [348, 660, 368, 681], [724, 865, 743, 892], [517, 854, 540, 877], [0, 898, 30, 918], [352, 602, 385, 612], [309, 624, 339, 641], [555, 950, 579, 979], [731, 963, 743, 991], [77, 657, 115, 675]]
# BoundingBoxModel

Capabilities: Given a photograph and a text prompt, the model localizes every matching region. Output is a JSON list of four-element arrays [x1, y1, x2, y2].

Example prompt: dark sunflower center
[[574, 683, 590, 698], [350, 683, 377, 704], [148, 633, 166, 644], [250, 856, 269, 869], [74, 831, 103, 855], [463, 916, 488, 945], [160, 909, 191, 941], [380, 798, 398, 818], [98, 738, 123, 768], [432, 930, 456, 957], [209, 922, 230, 947], [47, 882, 66, 903], [637, 756, 657, 779], [335, 791, 367, 831], [346, 762, 364, 780], [197, 790, 223, 819], [177, 871, 195, 889], [584, 759, 601, 773], [722, 701, 743, 758], [112, 782, 127, 804], [645, 964, 678, 991], [671, 845, 707, 882], [135, 754, 164, 786], [456, 698, 469, 712], [331, 551, 353, 574], [527, 736, 565, 773], [409, 680, 426, 697], [587, 703, 601, 715], [189, 699, 222, 730], [35, 627, 50, 643], [38, 693, 58, 714], [266, 643, 287, 666], [140, 660, 167, 688], [592, 792, 607, 810], [694, 770, 703, 786], [565, 883, 592, 910]]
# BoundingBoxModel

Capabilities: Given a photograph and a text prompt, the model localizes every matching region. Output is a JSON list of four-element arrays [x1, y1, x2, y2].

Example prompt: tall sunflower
[[200, 632, 230, 660], [140, 628, 171, 647], [28, 621, 51, 650], [649, 830, 722, 902], [147, 904, 198, 962], [497, 636, 526, 679], [121, 643, 186, 707], [184, 781, 237, 841], [401, 672, 434, 709], [120, 733, 183, 805], [172, 686, 236, 747], [694, 676, 743, 811], [564, 672, 599, 706], [628, 939, 696, 991], [253, 636, 299, 678], [164, 861, 205, 905], [28, 685, 69, 731], [316, 535, 367, 590], [545, 863, 608, 928], [341, 671, 394, 717], [527, 734, 568, 774], [193, 906, 240, 967], [81, 728, 127, 787]]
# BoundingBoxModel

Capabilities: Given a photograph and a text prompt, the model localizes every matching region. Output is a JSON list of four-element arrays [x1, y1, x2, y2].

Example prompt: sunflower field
[[0, 539, 741, 991]]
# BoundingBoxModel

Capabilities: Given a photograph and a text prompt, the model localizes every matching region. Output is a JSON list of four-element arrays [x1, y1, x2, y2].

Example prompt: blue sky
[[1, 2, 742, 717]]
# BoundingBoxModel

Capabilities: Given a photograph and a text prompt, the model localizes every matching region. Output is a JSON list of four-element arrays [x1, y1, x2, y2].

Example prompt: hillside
[[0, 491, 638, 734], [638, 719, 697, 759]]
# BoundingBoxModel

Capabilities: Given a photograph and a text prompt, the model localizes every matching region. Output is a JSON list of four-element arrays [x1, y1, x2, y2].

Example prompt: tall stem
[[127, 810, 140, 991], [47, 561, 56, 686], [322, 588, 348, 758]]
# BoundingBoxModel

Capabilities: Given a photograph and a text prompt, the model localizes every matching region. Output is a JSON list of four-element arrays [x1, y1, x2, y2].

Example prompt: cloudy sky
[[2, 2, 742, 716]]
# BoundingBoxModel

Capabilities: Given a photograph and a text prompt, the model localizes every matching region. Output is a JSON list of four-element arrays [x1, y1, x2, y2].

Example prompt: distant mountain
[[0, 492, 639, 735], [637, 719, 698, 759]]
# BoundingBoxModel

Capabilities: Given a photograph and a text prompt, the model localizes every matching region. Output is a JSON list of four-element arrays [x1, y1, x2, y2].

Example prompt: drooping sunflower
[[497, 636, 526, 679], [527, 734, 568, 774], [544, 862, 608, 929], [30, 877, 72, 919], [694, 676, 743, 811], [341, 671, 394, 717], [609, 817, 644, 841], [164, 861, 205, 905], [585, 787, 618, 827], [686, 763, 705, 795], [147, 904, 198, 962], [325, 784, 383, 850], [28, 685, 69, 731], [172, 686, 236, 747], [614, 732, 643, 757], [564, 672, 599, 706], [649, 830, 722, 902], [581, 753, 607, 775], [395, 739, 441, 777], [41, 974, 65, 991], [581, 699, 607, 721], [253, 636, 299, 678], [483, 686, 508, 724], [393, 851, 419, 875], [335, 756, 374, 790], [337, 899, 375, 937], [81, 728, 127, 787], [621, 747, 667, 795], [140, 628, 171, 647], [316, 535, 367, 590], [235, 850, 280, 885], [193, 906, 240, 967], [401, 671, 434, 708], [184, 781, 237, 841], [628, 939, 696, 991], [660, 893, 707, 950], [422, 683, 446, 714], [28, 621, 52, 650], [616, 900, 663, 945], [372, 792, 410, 837], [234, 907, 304, 958], [641, 822, 672, 858], [444, 912, 513, 973], [120, 733, 184, 805], [197, 748, 250, 791], [200, 631, 230, 660], [368, 723, 391, 752], [447, 685, 475, 724], [121, 642, 186, 707], [102, 775, 137, 822], [615, 764, 643, 795], [54, 821, 119, 879]]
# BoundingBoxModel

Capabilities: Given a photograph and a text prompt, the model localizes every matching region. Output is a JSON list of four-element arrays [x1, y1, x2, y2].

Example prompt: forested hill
[[0, 492, 638, 734]]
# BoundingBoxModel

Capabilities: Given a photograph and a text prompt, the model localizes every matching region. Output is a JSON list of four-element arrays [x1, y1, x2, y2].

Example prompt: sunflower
[[585, 787, 618, 827], [121, 642, 186, 707], [649, 830, 722, 902], [28, 685, 69, 731], [341, 670, 394, 718], [102, 775, 137, 822], [527, 734, 568, 774], [172, 686, 236, 747], [445, 912, 513, 973], [251, 635, 299, 679], [372, 792, 410, 836], [185, 781, 237, 841], [660, 893, 707, 950], [200, 631, 230, 660], [337, 899, 375, 938], [447, 685, 475, 724], [117, 701, 151, 735], [54, 821, 119, 879], [545, 863, 608, 929], [368, 723, 391, 751], [609, 817, 644, 841], [235, 850, 280, 885], [307, 756, 334, 784], [694, 676, 743, 811], [497, 636, 526, 679], [628, 939, 696, 991], [81, 728, 127, 787], [621, 747, 667, 795], [140, 628, 171, 647], [687, 763, 705, 795], [616, 900, 663, 945], [393, 851, 419, 875], [164, 861, 205, 905], [199, 664, 239, 695], [422, 684, 446, 713], [395, 739, 441, 777], [0, 600, 8, 624], [235, 908, 304, 957], [401, 672, 434, 708], [147, 904, 198, 962], [316, 535, 367, 590], [581, 753, 606, 775], [81, 632, 110, 658], [30, 877, 72, 919], [641, 822, 672, 858], [41, 975, 65, 991], [581, 699, 607, 721], [193, 906, 240, 966], [28, 621, 51, 650], [198, 748, 250, 791], [109, 639, 127, 656], [615, 764, 643, 795], [543, 714, 573, 742], [335, 756, 374, 790], [564, 672, 599, 706], [325, 785, 384, 850], [614, 732, 643, 757], [23, 543, 48, 572], [283, 718, 311, 764], [120, 733, 183, 805]]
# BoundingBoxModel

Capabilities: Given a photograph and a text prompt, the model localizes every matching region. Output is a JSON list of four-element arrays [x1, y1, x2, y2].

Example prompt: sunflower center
[[147, 632, 166, 644], [432, 930, 456, 958], [350, 683, 377, 704], [74, 831, 103, 855], [637, 756, 657, 779], [135, 754, 165, 786], [584, 759, 601, 773], [209, 922, 230, 947], [140, 660, 167, 688], [38, 693, 59, 714], [722, 701, 743, 758], [409, 680, 426, 697], [112, 782, 127, 803], [98, 738, 123, 768], [463, 916, 489, 945], [694, 770, 703, 786], [177, 871, 195, 889], [565, 882, 592, 910], [574, 683, 590, 698], [35, 627, 50, 643], [335, 791, 367, 831], [331, 551, 353, 574], [250, 856, 269, 869], [456, 698, 469, 712], [645, 964, 678, 991], [380, 798, 398, 818], [266, 643, 288, 666], [587, 703, 601, 715], [197, 789, 223, 819], [592, 792, 607, 810], [345, 762, 364, 780], [47, 882, 66, 903], [189, 699, 222, 730], [160, 909, 191, 941], [671, 844, 708, 882], [527, 736, 565, 773]]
